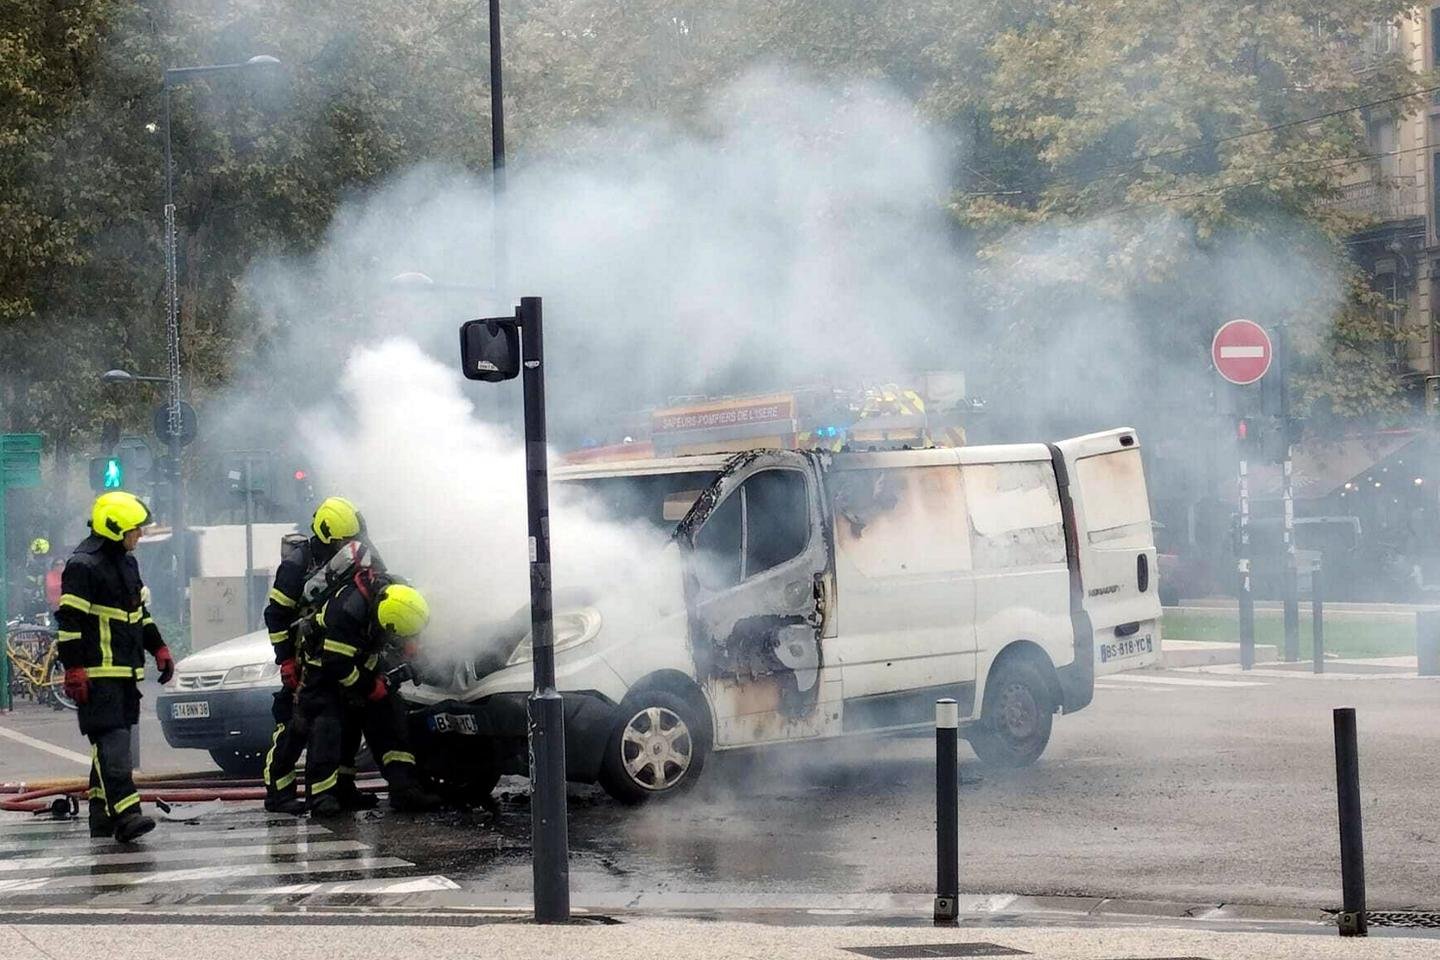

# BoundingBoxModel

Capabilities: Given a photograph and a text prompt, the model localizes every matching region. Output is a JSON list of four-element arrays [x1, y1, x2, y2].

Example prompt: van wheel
[[969, 658, 1054, 768], [599, 690, 708, 805]]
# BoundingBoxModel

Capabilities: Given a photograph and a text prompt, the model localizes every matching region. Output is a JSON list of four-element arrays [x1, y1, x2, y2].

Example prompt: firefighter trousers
[[299, 685, 417, 802], [268, 688, 369, 798], [263, 690, 304, 798], [87, 727, 140, 820]]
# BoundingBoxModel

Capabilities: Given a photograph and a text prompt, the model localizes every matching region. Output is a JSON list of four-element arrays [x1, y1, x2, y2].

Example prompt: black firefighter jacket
[[54, 534, 164, 734]]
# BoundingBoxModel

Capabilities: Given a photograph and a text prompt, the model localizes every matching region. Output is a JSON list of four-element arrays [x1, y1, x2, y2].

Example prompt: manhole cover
[[843, 945, 1029, 959], [1363, 911, 1440, 929]]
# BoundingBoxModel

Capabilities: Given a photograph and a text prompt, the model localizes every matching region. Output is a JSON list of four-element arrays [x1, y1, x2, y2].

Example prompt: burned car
[[405, 429, 1161, 804]]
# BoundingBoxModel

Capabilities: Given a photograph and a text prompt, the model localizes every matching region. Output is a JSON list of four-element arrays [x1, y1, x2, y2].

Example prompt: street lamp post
[[159, 54, 280, 623]]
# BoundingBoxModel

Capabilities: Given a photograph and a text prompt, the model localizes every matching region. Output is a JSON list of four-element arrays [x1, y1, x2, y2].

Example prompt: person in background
[[23, 537, 51, 621]]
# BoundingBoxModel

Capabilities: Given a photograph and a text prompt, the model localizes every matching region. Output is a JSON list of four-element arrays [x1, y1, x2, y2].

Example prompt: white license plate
[[172, 701, 211, 720], [1099, 633, 1154, 664]]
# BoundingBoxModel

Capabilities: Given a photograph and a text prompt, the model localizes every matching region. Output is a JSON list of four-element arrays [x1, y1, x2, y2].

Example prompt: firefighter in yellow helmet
[[299, 577, 442, 815], [261, 496, 378, 815], [54, 493, 175, 842]]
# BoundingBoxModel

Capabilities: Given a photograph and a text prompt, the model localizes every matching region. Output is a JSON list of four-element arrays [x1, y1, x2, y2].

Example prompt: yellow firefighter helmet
[[311, 496, 364, 544], [376, 583, 430, 638], [91, 492, 152, 542]]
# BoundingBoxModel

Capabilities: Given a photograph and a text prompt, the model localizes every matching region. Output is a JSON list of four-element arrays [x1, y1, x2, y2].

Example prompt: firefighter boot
[[112, 809, 156, 844], [309, 793, 344, 818], [335, 779, 379, 811], [264, 789, 307, 816], [387, 768, 443, 813], [88, 800, 112, 839]]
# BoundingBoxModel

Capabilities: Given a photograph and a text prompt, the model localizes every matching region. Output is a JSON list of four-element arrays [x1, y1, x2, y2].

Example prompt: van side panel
[[827, 464, 978, 714], [964, 460, 1073, 717]]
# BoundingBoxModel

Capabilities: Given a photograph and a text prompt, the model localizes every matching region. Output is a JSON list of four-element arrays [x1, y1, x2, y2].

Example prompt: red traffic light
[[293, 469, 308, 481]]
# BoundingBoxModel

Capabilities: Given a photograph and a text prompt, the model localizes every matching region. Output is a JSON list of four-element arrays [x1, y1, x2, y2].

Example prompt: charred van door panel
[[826, 457, 978, 721], [1054, 431, 1162, 675], [679, 451, 840, 747]]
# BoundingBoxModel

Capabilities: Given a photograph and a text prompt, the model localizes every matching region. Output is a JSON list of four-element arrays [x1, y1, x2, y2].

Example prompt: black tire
[[968, 656, 1055, 768], [598, 689, 709, 805], [209, 748, 266, 778]]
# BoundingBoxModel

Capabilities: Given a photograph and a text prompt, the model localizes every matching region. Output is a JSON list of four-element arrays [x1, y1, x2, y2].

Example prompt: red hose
[[0, 780, 384, 814]]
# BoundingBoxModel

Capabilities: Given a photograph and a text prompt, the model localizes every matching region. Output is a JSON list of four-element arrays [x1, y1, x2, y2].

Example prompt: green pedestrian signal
[[89, 456, 124, 491]]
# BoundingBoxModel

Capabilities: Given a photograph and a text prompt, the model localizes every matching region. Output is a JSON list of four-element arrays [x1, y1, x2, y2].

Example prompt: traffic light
[[1235, 417, 1258, 458], [292, 467, 315, 506], [89, 456, 124, 491]]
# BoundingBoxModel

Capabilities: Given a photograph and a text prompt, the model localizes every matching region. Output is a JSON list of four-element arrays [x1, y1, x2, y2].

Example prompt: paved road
[[0, 680, 198, 781], [1, 667, 1437, 916]]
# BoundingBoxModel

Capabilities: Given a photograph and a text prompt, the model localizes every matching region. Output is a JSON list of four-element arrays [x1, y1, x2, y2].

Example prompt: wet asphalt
[[2, 665, 1438, 917]]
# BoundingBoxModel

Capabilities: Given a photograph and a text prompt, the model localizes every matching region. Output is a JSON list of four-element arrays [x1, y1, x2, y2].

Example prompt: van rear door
[[1054, 430, 1162, 675]]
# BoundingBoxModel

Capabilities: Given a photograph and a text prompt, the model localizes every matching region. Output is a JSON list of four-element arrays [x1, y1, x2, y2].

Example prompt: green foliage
[[951, 1, 1428, 428]]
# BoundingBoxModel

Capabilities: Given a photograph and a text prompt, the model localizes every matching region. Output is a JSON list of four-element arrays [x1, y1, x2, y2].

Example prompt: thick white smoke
[[296, 338, 680, 659]]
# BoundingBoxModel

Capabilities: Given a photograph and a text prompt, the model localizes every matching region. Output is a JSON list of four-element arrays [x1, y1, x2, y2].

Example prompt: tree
[[946, 1, 1427, 435]]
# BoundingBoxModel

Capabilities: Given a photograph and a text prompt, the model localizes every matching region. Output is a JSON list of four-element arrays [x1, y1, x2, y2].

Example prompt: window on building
[[1372, 267, 1406, 368], [1432, 7, 1440, 68]]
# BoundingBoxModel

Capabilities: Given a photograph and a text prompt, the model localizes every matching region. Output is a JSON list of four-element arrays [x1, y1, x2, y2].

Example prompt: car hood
[[177, 630, 273, 672]]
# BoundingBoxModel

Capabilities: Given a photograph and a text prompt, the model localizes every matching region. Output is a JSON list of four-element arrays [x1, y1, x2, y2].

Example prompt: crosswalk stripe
[[0, 856, 414, 893], [0, 839, 368, 874], [0, 823, 331, 856], [249, 875, 461, 895], [1102, 674, 1267, 688], [0, 727, 91, 766]]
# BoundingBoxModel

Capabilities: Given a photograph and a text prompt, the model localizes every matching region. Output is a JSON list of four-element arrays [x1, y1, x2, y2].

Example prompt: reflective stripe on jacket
[[53, 535, 162, 681]]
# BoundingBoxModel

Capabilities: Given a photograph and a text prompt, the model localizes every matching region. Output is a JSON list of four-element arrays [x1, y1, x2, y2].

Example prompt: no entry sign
[[1212, 319, 1273, 385]]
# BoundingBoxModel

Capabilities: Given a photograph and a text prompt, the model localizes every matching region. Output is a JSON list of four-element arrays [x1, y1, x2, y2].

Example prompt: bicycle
[[4, 619, 75, 710]]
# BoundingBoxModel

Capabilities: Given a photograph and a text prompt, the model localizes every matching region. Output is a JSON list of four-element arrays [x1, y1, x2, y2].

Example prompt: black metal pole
[[1333, 707, 1366, 936], [1312, 561, 1324, 674], [488, 0, 507, 306], [934, 698, 959, 926], [520, 297, 569, 923], [489, 0, 506, 192], [1279, 323, 1300, 662], [1238, 459, 1255, 670]]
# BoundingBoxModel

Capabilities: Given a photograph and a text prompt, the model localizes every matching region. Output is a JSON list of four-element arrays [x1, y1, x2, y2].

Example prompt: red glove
[[366, 674, 389, 702], [279, 658, 299, 690], [153, 646, 176, 685], [64, 668, 90, 705]]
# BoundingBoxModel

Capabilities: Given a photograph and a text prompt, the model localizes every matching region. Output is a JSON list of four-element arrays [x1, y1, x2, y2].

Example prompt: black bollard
[[1333, 707, 1367, 937], [1417, 610, 1440, 678], [934, 698, 959, 926], [1312, 561, 1324, 675], [1238, 559, 1255, 671]]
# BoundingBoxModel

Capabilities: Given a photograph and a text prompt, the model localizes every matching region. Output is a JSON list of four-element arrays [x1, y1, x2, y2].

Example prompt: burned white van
[[408, 428, 1161, 803]]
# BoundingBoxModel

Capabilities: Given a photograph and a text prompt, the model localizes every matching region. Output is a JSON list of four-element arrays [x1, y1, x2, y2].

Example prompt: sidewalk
[[2, 913, 1434, 960]]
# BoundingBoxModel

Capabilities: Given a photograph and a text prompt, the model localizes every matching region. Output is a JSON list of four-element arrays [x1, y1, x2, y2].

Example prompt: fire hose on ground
[[0, 771, 385, 814]]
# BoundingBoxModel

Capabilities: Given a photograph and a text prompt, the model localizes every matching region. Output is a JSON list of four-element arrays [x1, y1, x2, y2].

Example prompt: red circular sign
[[1212, 319, 1273, 385]]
